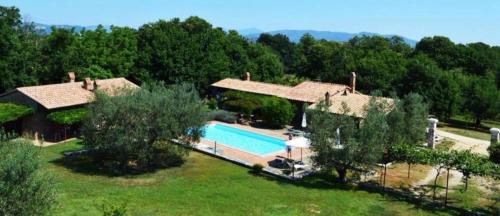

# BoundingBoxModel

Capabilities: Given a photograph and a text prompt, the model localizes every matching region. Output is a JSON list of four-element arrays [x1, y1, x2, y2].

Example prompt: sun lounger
[[285, 129, 304, 136], [293, 161, 307, 170]]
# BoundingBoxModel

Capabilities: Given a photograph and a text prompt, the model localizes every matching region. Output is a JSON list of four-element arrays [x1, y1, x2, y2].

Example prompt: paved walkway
[[201, 121, 312, 166], [31, 138, 77, 147]]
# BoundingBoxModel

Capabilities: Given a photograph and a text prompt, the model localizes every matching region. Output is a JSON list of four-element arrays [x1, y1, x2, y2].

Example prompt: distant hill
[[243, 29, 417, 46], [235, 28, 263, 36], [33, 23, 112, 34], [32, 23, 417, 46]]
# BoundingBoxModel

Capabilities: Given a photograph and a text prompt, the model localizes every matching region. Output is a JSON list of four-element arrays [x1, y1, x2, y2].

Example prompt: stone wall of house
[[0, 91, 56, 141]]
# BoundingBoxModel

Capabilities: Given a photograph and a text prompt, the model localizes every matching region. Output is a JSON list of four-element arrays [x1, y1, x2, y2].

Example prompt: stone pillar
[[427, 118, 438, 148], [490, 128, 500, 145]]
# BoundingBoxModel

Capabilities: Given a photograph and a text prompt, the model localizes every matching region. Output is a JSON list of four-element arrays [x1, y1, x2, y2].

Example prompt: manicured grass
[[435, 139, 455, 151], [439, 115, 500, 141], [42, 141, 454, 216], [439, 126, 491, 141]]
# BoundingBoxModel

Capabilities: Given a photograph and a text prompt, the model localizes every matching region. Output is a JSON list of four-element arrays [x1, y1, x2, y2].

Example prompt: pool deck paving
[[199, 121, 312, 167]]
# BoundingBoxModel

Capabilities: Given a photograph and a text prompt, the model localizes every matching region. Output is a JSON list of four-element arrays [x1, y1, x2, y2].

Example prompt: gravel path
[[415, 129, 491, 189], [416, 167, 463, 188], [436, 129, 490, 155]]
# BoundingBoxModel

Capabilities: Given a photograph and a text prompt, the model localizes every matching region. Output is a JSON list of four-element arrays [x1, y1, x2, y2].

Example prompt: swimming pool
[[202, 123, 286, 156]]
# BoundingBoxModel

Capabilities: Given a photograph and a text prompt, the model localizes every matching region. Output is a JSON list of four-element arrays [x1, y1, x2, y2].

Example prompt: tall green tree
[[348, 36, 408, 94], [358, 95, 390, 187], [402, 54, 462, 120], [415, 36, 460, 70], [386, 93, 428, 180], [400, 93, 428, 144], [41, 28, 81, 83], [247, 44, 284, 81], [0, 6, 29, 92], [464, 73, 499, 127], [257, 33, 297, 73]]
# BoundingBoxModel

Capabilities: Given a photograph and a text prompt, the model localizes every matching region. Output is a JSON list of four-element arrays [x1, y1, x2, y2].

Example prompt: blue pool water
[[202, 124, 286, 156]]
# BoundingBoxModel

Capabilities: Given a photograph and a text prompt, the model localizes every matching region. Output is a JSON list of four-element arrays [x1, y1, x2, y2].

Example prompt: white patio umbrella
[[285, 136, 311, 161], [301, 112, 307, 128]]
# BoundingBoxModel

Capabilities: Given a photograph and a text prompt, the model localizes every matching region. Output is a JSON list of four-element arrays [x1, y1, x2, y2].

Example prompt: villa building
[[0, 73, 138, 141], [211, 72, 392, 122]]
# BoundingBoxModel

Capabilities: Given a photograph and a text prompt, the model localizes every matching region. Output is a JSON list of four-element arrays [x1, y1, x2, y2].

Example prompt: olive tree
[[386, 93, 428, 178], [308, 102, 360, 182], [0, 140, 56, 216], [358, 96, 389, 187], [81, 83, 206, 172], [309, 101, 388, 182]]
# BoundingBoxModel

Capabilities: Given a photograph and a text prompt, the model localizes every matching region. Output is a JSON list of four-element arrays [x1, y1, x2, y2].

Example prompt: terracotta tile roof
[[15, 78, 138, 109], [211, 78, 316, 102], [212, 78, 356, 102], [292, 81, 354, 101], [308, 93, 393, 118], [211, 78, 393, 118]]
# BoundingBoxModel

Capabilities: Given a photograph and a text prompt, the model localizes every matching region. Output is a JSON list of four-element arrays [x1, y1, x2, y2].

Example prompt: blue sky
[[1, 0, 499, 45]]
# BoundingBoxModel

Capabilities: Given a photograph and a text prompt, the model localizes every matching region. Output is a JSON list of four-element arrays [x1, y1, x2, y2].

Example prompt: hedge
[[260, 97, 295, 128], [220, 90, 295, 128], [47, 108, 89, 125], [220, 91, 265, 115], [208, 110, 237, 123], [0, 103, 34, 124]]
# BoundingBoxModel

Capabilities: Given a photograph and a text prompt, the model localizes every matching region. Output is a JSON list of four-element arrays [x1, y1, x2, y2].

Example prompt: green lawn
[[439, 115, 500, 141], [439, 126, 491, 141], [42, 141, 454, 216]]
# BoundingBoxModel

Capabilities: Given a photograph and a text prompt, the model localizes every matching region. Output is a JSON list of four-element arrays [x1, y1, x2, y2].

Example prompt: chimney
[[349, 72, 356, 93], [244, 72, 251, 81], [68, 72, 76, 83], [83, 77, 94, 91]]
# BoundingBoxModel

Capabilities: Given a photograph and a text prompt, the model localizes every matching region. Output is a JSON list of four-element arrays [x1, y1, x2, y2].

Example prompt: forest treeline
[[0, 6, 498, 125]]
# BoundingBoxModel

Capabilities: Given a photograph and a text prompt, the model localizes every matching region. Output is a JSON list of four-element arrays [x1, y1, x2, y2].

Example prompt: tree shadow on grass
[[50, 150, 186, 177], [253, 172, 490, 216]]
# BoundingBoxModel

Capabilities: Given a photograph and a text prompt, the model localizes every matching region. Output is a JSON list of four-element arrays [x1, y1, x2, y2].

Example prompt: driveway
[[436, 129, 491, 156]]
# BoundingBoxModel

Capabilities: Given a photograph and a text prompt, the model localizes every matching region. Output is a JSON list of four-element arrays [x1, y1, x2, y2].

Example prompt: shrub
[[220, 90, 266, 116], [488, 141, 500, 164], [208, 110, 237, 123], [0, 140, 56, 215], [206, 98, 218, 110], [223, 99, 260, 116], [261, 97, 294, 128], [0, 127, 16, 141], [252, 163, 264, 174]]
